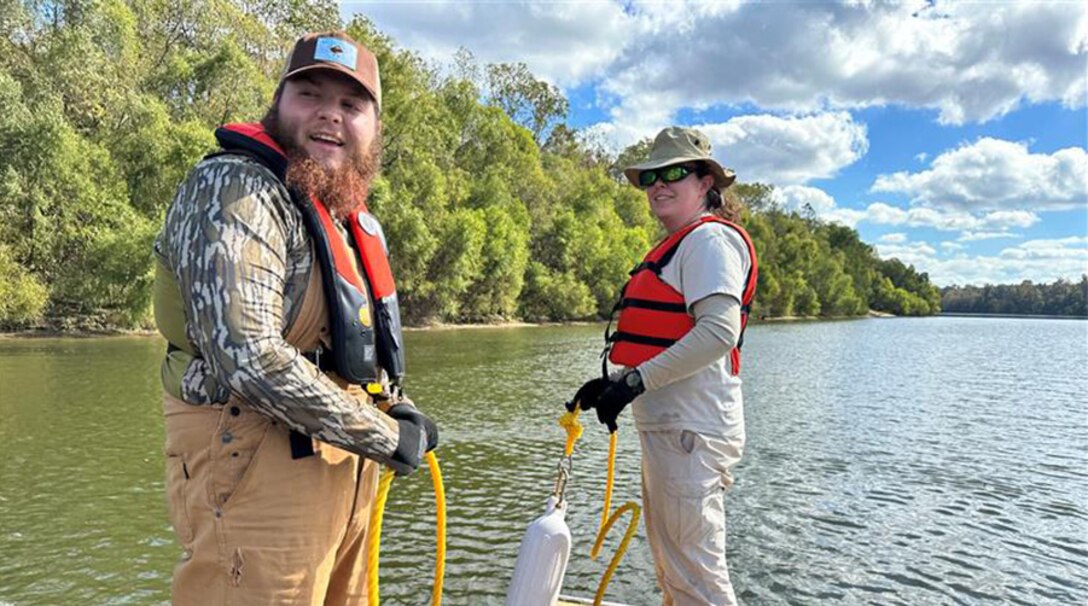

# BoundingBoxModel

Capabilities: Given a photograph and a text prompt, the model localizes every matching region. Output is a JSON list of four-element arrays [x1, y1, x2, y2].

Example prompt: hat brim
[[624, 155, 736, 190], [282, 64, 381, 110]]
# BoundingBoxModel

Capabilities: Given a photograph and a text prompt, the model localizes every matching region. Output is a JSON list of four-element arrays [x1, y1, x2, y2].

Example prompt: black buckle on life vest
[[289, 431, 315, 459], [302, 349, 336, 372]]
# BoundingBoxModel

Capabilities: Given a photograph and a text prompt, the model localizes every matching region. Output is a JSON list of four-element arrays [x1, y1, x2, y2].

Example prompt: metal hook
[[552, 455, 573, 503]]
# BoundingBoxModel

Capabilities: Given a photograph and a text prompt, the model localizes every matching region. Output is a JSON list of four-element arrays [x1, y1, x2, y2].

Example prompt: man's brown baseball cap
[[281, 31, 381, 112]]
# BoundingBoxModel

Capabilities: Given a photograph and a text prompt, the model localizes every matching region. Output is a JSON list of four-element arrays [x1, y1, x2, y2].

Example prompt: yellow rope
[[558, 409, 583, 457], [599, 432, 616, 530], [557, 411, 640, 606], [426, 451, 447, 605], [366, 452, 447, 606], [366, 467, 396, 605], [590, 501, 641, 606], [588, 431, 640, 606]]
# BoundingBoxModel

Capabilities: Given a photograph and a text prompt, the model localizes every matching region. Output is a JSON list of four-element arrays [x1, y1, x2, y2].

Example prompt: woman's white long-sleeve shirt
[[629, 217, 752, 437]]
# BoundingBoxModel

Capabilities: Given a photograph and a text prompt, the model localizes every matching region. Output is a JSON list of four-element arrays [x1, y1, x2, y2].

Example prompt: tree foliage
[[1, 3, 948, 329], [941, 277, 1088, 317]]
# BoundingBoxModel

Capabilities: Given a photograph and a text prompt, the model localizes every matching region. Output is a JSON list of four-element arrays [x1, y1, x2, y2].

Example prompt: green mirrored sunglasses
[[637, 164, 695, 188]]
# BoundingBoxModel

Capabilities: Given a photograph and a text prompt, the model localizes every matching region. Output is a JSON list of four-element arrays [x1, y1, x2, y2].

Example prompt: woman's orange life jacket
[[214, 122, 405, 385], [606, 216, 758, 376]]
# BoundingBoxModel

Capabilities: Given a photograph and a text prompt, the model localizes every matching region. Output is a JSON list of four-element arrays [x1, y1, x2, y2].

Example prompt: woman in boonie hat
[[571, 126, 759, 605]]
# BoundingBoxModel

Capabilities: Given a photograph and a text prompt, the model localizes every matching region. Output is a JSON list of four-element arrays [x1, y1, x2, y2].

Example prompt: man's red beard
[[261, 104, 382, 219]]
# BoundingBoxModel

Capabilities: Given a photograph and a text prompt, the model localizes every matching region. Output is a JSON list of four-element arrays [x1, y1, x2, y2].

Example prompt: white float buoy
[[505, 495, 572, 606]]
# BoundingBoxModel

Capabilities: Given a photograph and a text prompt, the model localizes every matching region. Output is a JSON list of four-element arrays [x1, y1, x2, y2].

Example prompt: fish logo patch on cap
[[314, 37, 357, 71]]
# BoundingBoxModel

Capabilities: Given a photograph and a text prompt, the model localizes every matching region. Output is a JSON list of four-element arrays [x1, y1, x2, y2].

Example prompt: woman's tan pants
[[163, 393, 379, 605], [640, 429, 745, 606]]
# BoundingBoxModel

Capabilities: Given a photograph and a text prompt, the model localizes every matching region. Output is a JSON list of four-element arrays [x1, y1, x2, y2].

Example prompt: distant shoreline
[[1, 312, 900, 339], [939, 312, 1087, 320]]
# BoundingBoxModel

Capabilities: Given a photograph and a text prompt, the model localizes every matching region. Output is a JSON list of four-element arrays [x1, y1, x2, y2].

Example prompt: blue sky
[[342, 1, 1088, 286]]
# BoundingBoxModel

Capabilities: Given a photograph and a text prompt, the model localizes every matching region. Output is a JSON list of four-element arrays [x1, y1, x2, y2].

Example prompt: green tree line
[[941, 277, 1088, 317], [0, 1, 940, 330]]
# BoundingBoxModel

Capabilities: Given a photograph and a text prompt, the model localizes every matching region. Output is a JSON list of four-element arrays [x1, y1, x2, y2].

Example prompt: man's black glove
[[567, 370, 645, 433], [386, 404, 439, 476]]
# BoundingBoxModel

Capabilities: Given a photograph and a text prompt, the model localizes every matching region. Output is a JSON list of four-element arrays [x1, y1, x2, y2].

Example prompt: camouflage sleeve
[[164, 156, 399, 460]]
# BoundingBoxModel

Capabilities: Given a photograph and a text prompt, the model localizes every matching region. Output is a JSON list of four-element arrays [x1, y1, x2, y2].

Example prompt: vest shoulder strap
[[639, 216, 729, 275]]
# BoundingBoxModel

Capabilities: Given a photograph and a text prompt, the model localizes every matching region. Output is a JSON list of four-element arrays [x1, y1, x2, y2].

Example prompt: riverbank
[[939, 312, 1087, 320], [1, 312, 897, 339]]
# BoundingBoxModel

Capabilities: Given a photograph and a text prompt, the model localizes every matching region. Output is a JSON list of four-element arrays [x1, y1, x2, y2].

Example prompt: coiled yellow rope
[[366, 451, 447, 605], [557, 409, 641, 606], [366, 467, 395, 605]]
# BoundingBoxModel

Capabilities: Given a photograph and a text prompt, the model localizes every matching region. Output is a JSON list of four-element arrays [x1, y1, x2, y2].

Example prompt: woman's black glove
[[566, 370, 645, 433], [565, 377, 609, 413], [386, 404, 439, 476]]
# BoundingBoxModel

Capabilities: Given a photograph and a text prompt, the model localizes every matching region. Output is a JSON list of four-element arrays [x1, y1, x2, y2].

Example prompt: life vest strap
[[608, 331, 677, 349], [629, 261, 662, 276], [653, 239, 684, 274], [629, 227, 692, 276], [618, 298, 688, 313]]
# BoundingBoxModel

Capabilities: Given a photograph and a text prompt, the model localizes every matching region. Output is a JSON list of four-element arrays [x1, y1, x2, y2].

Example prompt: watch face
[[626, 372, 640, 387]]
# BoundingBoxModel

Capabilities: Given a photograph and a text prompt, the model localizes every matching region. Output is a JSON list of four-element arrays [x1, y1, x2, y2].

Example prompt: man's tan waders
[[164, 266, 381, 605]]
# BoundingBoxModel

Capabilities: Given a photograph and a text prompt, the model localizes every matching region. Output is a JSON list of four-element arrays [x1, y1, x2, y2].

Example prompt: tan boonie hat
[[623, 126, 736, 190], [281, 31, 382, 112]]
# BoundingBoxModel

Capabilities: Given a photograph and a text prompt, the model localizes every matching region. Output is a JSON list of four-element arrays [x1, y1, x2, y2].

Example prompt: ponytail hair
[[695, 163, 743, 223]]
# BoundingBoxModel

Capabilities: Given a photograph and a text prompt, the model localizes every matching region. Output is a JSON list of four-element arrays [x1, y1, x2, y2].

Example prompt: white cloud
[[841, 201, 1040, 232], [1003, 236, 1088, 259], [600, 0, 1087, 130], [765, 189, 1041, 235], [981, 210, 1040, 229], [915, 152, 928, 163], [872, 138, 1088, 212], [774, 185, 838, 213], [866, 202, 909, 225], [745, 188, 1082, 285], [875, 241, 938, 268], [585, 112, 868, 184], [349, 1, 1088, 139], [914, 237, 1088, 285], [698, 113, 868, 185], [958, 231, 1021, 242], [345, 0, 633, 85], [823, 208, 870, 229]]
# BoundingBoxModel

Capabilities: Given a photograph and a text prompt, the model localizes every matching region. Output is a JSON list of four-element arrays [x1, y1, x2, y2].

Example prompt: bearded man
[[152, 31, 438, 605]]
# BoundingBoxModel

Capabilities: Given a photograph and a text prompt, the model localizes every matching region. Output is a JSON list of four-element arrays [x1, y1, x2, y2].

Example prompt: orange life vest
[[606, 216, 758, 376], [214, 123, 405, 385]]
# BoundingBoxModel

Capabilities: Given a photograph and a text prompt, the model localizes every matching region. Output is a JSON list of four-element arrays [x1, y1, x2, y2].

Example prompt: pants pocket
[[663, 431, 725, 545], [211, 405, 272, 509], [165, 454, 195, 546], [663, 476, 725, 552]]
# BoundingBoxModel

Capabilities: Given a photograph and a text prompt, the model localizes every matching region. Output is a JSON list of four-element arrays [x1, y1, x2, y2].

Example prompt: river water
[[1, 317, 1085, 605]]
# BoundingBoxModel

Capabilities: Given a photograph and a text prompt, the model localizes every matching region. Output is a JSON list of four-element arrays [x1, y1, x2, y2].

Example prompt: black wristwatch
[[623, 369, 645, 395]]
